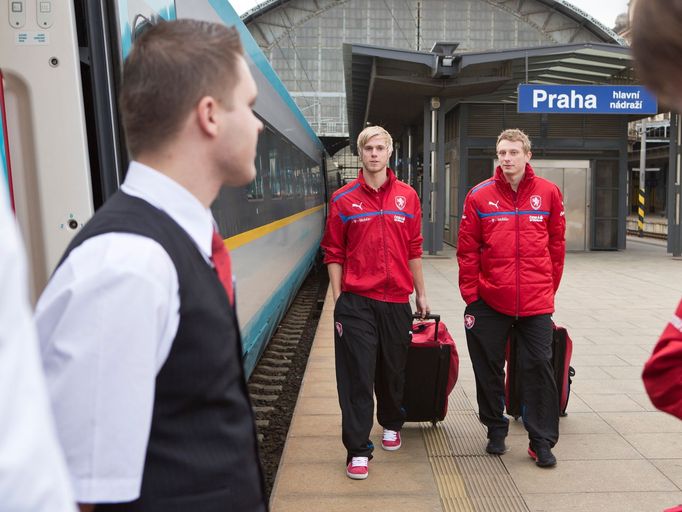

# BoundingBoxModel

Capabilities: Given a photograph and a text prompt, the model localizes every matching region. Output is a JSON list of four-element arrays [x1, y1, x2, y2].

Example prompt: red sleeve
[[408, 192, 423, 260], [321, 197, 345, 265], [548, 185, 566, 292], [642, 300, 682, 420], [456, 192, 482, 304]]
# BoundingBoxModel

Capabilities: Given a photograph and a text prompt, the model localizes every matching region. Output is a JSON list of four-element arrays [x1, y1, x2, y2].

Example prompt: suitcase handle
[[412, 313, 440, 342], [413, 313, 440, 321]]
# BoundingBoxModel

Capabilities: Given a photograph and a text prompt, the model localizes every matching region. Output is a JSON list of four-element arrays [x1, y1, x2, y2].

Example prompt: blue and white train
[[0, 0, 327, 376]]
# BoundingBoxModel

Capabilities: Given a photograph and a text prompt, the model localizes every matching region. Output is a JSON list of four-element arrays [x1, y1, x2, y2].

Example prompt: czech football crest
[[530, 195, 542, 210], [395, 195, 406, 210], [464, 314, 475, 329]]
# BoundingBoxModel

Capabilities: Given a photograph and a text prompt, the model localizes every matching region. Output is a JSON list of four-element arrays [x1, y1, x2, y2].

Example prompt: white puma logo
[[488, 200, 499, 209], [352, 202, 363, 210]]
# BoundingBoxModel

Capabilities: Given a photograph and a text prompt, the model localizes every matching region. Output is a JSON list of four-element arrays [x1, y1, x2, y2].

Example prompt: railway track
[[248, 270, 328, 496], [627, 229, 667, 240]]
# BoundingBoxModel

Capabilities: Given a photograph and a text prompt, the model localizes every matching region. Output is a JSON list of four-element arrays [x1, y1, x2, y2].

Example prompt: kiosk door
[[532, 160, 591, 251]]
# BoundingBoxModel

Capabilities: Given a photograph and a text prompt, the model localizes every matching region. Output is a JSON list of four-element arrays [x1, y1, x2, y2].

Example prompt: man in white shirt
[[0, 177, 76, 511], [36, 20, 266, 512]]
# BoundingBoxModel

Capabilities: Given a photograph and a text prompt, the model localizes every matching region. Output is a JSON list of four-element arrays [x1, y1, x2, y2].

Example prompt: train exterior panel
[[0, 1, 95, 296], [1, 0, 326, 377]]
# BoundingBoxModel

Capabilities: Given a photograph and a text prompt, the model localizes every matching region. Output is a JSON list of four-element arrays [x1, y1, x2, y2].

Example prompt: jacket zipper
[[380, 191, 389, 300], [514, 193, 520, 319]]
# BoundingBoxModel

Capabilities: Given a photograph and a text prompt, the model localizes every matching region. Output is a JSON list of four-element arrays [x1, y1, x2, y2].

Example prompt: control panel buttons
[[9, 1, 26, 28], [36, 0, 53, 28]]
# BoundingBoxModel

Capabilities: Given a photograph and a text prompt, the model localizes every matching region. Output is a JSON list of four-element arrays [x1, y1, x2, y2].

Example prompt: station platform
[[270, 237, 682, 512], [627, 215, 668, 238]]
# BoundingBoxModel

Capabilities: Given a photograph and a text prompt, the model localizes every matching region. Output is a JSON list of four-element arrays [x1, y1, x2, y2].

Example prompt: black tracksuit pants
[[464, 299, 559, 448], [333, 292, 413, 462]]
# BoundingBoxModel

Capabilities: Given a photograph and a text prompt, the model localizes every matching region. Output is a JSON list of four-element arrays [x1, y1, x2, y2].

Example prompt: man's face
[[215, 57, 263, 187], [360, 135, 391, 175], [496, 139, 531, 184]]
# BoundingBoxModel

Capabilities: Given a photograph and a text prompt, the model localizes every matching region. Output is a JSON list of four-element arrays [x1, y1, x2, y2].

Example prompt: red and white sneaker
[[346, 457, 369, 480], [381, 429, 402, 451]]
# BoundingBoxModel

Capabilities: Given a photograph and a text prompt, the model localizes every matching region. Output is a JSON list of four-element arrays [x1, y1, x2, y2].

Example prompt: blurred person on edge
[[634, 1, 682, 425], [0, 173, 76, 511]]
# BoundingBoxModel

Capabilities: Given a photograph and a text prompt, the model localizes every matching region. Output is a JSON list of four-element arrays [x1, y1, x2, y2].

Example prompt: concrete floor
[[270, 237, 682, 512]]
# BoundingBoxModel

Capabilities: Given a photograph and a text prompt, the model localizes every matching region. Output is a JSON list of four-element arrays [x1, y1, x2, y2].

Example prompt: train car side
[[0, 0, 327, 377]]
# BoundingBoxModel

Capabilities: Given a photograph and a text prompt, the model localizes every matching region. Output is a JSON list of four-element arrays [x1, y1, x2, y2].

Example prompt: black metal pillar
[[668, 113, 682, 257], [421, 97, 444, 255]]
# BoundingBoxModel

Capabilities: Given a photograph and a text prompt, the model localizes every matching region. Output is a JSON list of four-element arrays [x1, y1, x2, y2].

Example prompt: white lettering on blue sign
[[532, 89, 597, 109], [518, 85, 657, 115]]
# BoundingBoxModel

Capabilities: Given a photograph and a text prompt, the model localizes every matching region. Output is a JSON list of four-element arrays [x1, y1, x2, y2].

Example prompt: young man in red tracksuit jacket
[[321, 125, 429, 480], [643, 300, 682, 420], [457, 129, 566, 467]]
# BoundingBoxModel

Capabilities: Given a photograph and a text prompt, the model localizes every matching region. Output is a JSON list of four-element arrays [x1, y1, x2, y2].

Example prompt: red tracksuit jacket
[[321, 168, 422, 303], [457, 164, 566, 317], [642, 299, 682, 420]]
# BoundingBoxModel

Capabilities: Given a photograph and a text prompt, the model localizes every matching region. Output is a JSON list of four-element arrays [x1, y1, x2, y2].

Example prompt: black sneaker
[[528, 443, 557, 467], [485, 437, 508, 455]]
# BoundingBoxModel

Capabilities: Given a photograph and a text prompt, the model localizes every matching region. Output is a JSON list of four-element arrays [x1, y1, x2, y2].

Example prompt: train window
[[311, 165, 320, 195], [247, 136, 266, 200], [303, 165, 310, 196], [281, 140, 293, 197], [295, 153, 303, 197], [269, 147, 281, 198]]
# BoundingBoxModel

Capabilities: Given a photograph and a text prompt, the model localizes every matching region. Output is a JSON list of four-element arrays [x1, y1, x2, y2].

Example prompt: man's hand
[[415, 294, 430, 319]]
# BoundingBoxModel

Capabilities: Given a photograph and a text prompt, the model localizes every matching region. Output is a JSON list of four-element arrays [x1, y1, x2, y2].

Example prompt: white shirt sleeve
[[35, 233, 179, 504], [0, 187, 77, 511]]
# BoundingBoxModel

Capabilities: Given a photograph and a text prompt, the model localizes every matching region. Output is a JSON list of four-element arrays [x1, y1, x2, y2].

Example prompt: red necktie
[[211, 231, 234, 305]]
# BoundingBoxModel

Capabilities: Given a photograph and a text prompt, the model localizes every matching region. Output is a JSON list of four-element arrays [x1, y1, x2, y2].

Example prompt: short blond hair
[[496, 129, 531, 154], [357, 126, 393, 154]]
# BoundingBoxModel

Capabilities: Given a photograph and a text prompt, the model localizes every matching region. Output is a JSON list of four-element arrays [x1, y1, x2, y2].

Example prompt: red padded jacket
[[321, 169, 422, 303], [642, 299, 682, 420], [457, 164, 566, 317]]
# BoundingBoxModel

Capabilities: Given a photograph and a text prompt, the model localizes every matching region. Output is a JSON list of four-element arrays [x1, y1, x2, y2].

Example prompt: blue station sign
[[517, 84, 657, 114]]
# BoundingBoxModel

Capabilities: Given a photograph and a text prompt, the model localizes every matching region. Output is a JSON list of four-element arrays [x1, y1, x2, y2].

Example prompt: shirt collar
[[120, 161, 214, 259]]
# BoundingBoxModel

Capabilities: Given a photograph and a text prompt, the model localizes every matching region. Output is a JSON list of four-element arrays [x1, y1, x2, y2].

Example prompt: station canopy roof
[[344, 42, 637, 149]]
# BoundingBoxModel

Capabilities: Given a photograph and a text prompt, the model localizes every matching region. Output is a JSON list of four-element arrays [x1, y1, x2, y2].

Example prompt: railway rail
[[248, 269, 328, 496]]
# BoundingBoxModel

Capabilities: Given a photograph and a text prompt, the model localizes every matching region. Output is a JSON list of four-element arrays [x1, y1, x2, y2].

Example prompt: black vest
[[60, 192, 267, 512]]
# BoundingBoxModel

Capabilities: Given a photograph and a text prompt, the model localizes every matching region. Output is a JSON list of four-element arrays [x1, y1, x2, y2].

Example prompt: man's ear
[[196, 96, 220, 137]]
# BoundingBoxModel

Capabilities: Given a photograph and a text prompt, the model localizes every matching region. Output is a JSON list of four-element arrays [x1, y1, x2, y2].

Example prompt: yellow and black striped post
[[638, 188, 645, 237], [638, 121, 647, 238]]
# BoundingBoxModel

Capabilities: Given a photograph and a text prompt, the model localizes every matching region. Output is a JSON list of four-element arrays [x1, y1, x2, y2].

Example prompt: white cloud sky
[[230, 0, 629, 30], [562, 0, 628, 28]]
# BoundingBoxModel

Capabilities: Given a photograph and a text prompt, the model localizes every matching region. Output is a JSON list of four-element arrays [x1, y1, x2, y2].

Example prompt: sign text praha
[[518, 84, 657, 114]]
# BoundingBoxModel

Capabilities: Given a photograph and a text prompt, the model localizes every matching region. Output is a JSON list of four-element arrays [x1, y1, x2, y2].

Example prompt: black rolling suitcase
[[505, 324, 575, 419], [402, 314, 459, 425]]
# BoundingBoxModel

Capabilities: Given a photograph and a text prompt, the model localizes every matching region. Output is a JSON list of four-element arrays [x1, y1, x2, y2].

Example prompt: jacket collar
[[494, 163, 536, 190], [358, 167, 396, 192]]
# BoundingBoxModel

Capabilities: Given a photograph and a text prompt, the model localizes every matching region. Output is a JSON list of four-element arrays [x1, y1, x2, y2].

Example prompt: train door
[[532, 160, 591, 251], [0, 1, 177, 300], [1, 1, 95, 300]]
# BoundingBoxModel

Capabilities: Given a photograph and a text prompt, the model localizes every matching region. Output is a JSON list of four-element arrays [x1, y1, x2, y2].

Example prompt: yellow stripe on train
[[224, 204, 325, 250]]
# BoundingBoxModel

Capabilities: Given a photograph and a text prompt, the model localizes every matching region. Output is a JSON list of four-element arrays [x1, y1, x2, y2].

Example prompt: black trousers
[[464, 299, 559, 448], [333, 292, 413, 462]]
